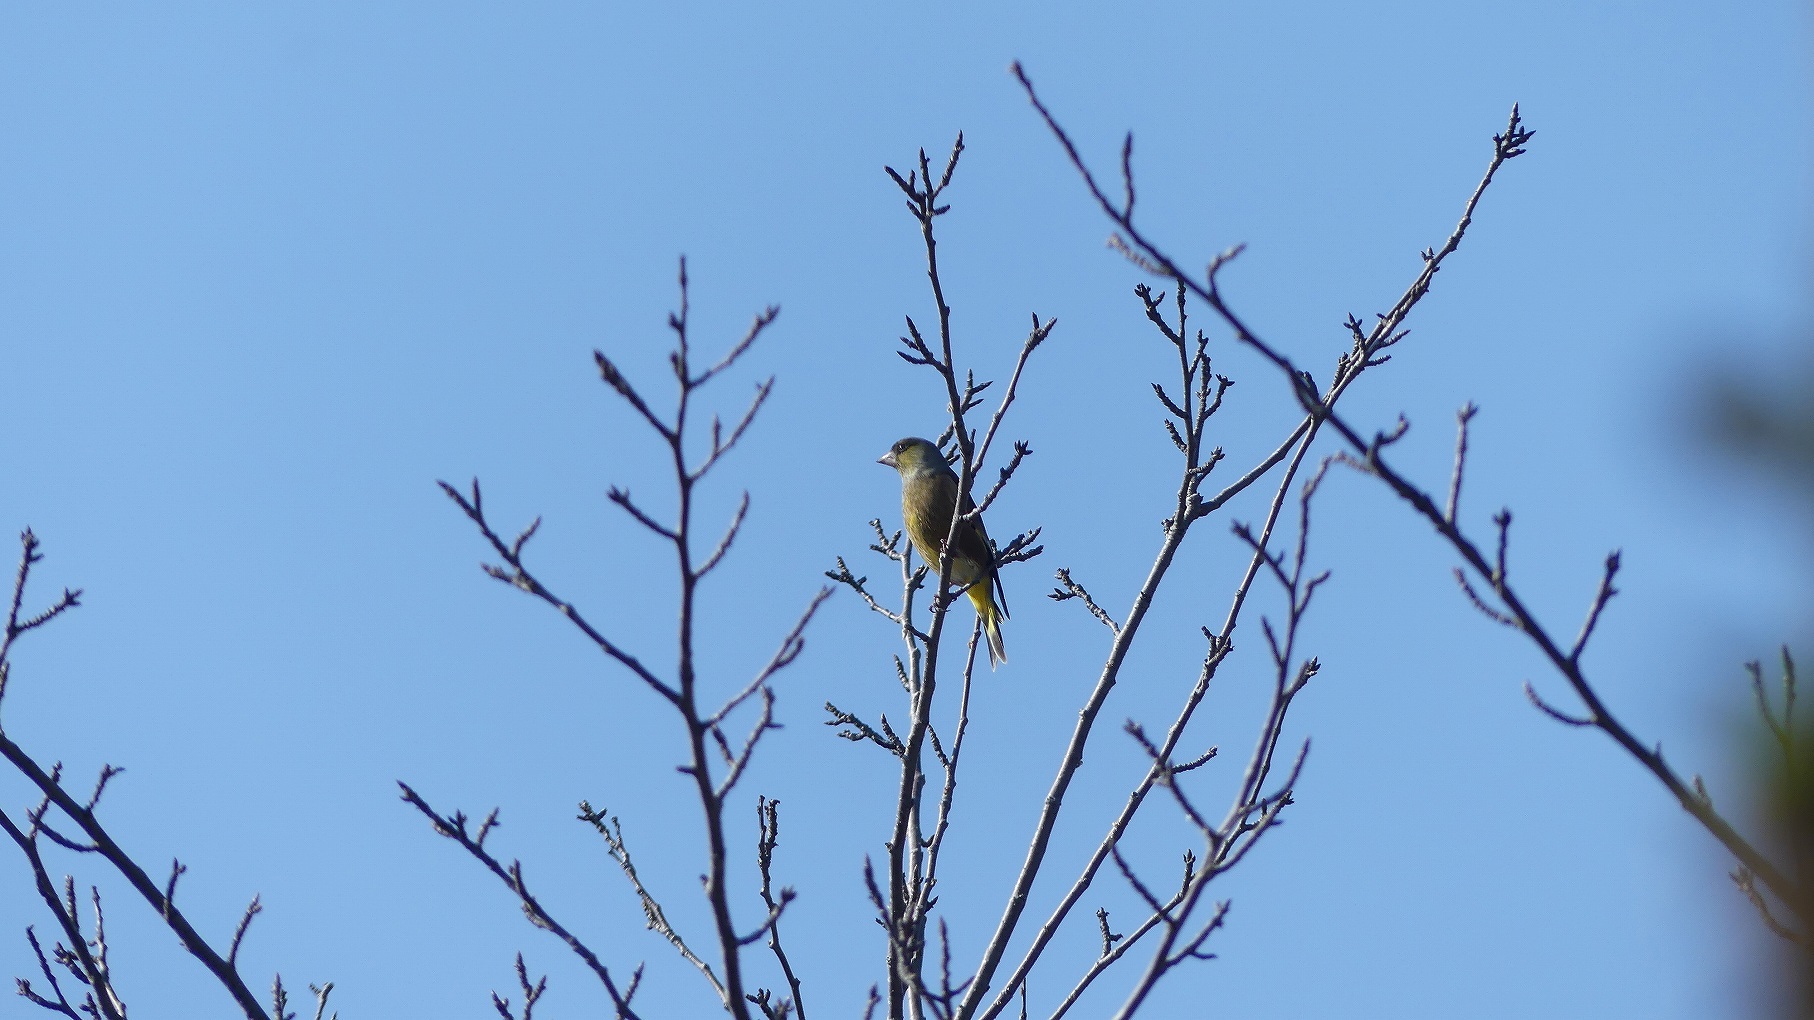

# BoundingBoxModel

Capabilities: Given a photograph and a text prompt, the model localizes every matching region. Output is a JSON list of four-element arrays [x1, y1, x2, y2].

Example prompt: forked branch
[[430, 262, 820, 1018]]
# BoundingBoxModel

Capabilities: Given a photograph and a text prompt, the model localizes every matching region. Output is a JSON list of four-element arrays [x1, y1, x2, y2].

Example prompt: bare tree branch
[[400, 784, 645, 1018], [1, 531, 312, 1020], [432, 261, 816, 1018]]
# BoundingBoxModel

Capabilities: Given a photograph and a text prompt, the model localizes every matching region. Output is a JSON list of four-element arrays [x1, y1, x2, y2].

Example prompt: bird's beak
[[878, 451, 897, 468]]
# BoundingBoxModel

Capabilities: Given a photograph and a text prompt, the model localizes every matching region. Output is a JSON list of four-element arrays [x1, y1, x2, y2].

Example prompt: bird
[[878, 436, 1008, 667]]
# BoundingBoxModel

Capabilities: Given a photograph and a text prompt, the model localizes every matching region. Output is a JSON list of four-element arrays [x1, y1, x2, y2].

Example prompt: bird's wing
[[907, 469, 961, 563], [954, 491, 1008, 619]]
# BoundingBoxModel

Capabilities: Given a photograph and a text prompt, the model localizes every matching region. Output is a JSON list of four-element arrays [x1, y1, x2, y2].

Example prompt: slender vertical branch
[[433, 262, 819, 1018]]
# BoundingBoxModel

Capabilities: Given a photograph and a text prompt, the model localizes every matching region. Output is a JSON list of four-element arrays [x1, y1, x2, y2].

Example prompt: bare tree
[[6, 56, 1789, 1020], [417, 259, 829, 1019], [0, 530, 334, 1020]]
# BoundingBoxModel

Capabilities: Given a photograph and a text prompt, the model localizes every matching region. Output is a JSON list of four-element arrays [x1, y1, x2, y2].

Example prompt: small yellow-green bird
[[879, 436, 1008, 667]]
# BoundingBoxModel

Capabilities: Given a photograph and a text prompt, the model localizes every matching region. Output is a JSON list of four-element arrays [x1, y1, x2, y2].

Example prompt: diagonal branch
[[401, 784, 645, 1018], [439, 479, 680, 706]]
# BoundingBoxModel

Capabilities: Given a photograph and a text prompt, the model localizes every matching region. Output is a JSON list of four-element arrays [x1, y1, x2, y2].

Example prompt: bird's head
[[878, 436, 945, 476]]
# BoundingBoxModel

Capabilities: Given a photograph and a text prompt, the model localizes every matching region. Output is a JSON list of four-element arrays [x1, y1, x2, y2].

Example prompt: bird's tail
[[966, 583, 1007, 668]]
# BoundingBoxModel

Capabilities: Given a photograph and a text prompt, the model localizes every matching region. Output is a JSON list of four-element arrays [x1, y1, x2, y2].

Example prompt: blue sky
[[1, 3, 1810, 1017]]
